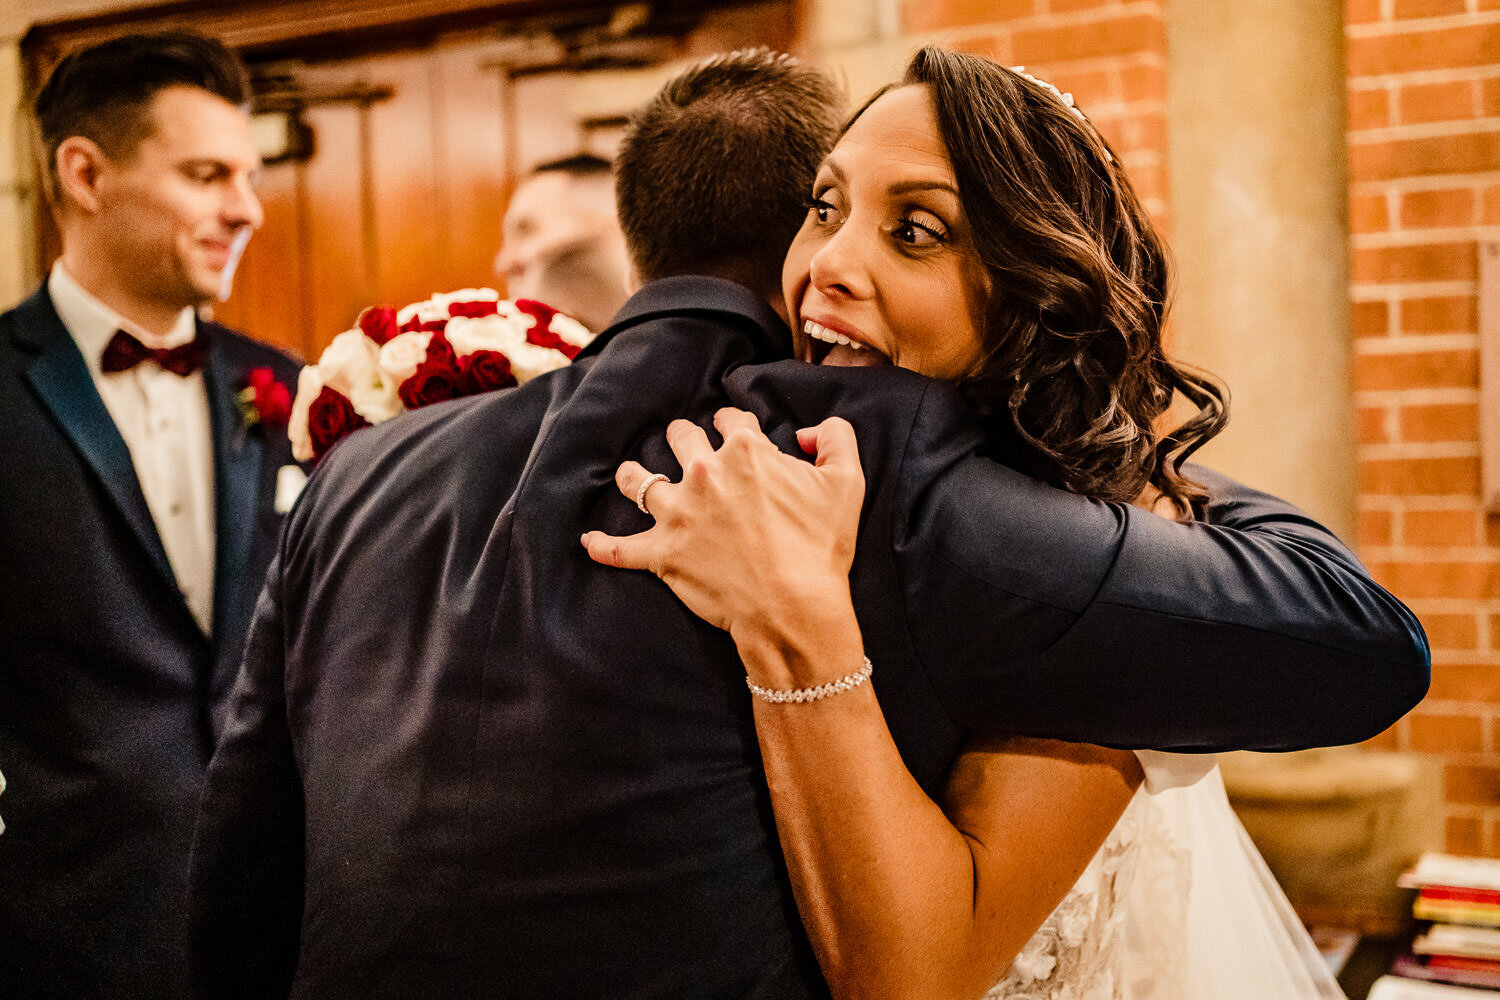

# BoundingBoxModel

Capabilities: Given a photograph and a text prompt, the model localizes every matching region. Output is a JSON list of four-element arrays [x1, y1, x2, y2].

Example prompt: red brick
[[1095, 111, 1166, 156], [952, 35, 1012, 62], [904, 0, 1037, 32], [1352, 192, 1391, 233], [1354, 299, 1391, 336], [1485, 185, 1500, 226], [1445, 763, 1500, 806], [1399, 403, 1479, 443], [1360, 508, 1395, 546], [1353, 131, 1500, 183], [1359, 456, 1481, 496], [1432, 661, 1500, 700], [1401, 188, 1475, 229], [1347, 0, 1385, 23], [1400, 80, 1475, 125], [1416, 613, 1481, 650], [1048, 68, 1116, 108], [1412, 711, 1484, 751], [1483, 78, 1500, 117], [1349, 23, 1500, 77], [1360, 405, 1394, 444], [1407, 507, 1480, 545], [1349, 87, 1392, 132], [1449, 814, 1486, 854], [1400, 295, 1477, 334], [1352, 242, 1477, 284], [1394, 0, 1469, 17], [1049, 0, 1118, 12], [1485, 516, 1500, 547], [1012, 14, 1165, 65], [1119, 63, 1166, 105], [1354, 348, 1477, 391], [1369, 558, 1497, 599]]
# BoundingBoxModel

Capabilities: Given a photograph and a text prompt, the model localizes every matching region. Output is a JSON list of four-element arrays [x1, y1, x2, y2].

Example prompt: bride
[[585, 46, 1346, 999]]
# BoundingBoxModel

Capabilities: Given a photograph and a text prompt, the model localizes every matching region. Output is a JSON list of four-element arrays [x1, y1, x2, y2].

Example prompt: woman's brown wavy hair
[[869, 46, 1228, 508]]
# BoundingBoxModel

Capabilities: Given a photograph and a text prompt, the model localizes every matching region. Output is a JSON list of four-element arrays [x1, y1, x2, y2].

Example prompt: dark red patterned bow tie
[[101, 329, 210, 376]]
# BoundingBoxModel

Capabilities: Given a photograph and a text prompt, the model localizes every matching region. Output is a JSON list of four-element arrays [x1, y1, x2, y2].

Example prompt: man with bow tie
[[0, 31, 301, 999]]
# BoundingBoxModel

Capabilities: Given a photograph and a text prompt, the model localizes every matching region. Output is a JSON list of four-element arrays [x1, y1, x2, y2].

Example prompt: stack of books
[[1369, 853, 1500, 997]]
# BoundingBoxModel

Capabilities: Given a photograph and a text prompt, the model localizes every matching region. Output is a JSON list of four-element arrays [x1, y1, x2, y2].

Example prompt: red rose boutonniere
[[288, 288, 595, 463], [238, 366, 293, 430]]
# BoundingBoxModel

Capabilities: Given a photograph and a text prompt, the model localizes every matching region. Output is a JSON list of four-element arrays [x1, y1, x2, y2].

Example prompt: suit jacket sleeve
[[188, 536, 305, 997], [897, 437, 1430, 752]]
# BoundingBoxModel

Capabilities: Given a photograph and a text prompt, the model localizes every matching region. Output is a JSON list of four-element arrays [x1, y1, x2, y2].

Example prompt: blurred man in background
[[495, 153, 631, 331], [0, 30, 300, 999]]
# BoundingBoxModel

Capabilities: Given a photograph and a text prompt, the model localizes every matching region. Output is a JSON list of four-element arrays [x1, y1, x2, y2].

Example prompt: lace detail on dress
[[983, 787, 1191, 1000]]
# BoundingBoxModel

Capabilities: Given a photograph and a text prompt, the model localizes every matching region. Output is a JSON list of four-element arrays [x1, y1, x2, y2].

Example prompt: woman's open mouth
[[803, 319, 887, 368]]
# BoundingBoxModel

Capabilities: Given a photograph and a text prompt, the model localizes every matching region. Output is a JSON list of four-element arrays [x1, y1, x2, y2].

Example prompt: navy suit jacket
[[0, 282, 301, 999], [189, 276, 1427, 998]]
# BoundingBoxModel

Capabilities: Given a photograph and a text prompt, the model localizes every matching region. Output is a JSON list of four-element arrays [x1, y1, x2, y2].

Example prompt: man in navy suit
[[0, 32, 301, 999], [189, 50, 1427, 997]]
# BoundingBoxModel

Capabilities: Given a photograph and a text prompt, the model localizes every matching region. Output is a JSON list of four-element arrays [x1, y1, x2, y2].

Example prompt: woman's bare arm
[[584, 408, 1141, 998]]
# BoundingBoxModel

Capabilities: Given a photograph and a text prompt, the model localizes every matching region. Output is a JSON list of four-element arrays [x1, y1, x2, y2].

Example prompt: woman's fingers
[[797, 417, 862, 474], [713, 407, 765, 441], [614, 461, 672, 517], [580, 530, 652, 570]]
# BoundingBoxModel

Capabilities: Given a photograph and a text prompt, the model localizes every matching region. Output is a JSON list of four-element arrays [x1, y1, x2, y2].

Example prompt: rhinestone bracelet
[[746, 656, 873, 704]]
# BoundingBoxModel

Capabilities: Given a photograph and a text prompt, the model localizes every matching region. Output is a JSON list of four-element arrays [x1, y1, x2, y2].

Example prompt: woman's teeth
[[804, 320, 865, 350]]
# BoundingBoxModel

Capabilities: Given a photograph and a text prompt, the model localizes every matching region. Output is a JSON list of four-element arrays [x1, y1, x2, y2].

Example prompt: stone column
[[1166, 0, 1355, 540]]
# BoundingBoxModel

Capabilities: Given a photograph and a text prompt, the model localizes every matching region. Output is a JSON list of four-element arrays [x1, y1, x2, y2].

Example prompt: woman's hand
[[581, 407, 865, 653]]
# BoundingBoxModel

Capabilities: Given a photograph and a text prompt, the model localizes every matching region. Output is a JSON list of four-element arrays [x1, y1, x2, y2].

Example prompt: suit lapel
[[16, 290, 176, 587], [204, 328, 262, 639]]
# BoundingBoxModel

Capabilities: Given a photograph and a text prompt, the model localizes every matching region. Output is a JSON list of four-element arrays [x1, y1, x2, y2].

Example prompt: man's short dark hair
[[615, 48, 843, 298], [33, 31, 250, 199], [530, 153, 613, 180]]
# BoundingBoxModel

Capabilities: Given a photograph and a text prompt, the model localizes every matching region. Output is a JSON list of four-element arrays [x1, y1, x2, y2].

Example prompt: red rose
[[399, 315, 449, 334], [308, 386, 370, 461], [514, 299, 580, 358], [461, 350, 517, 394], [358, 306, 400, 345], [449, 300, 500, 319], [398, 333, 466, 409], [240, 367, 292, 427]]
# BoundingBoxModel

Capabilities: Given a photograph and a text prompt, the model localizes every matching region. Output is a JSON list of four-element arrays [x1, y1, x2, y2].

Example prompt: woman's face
[[782, 84, 990, 379]]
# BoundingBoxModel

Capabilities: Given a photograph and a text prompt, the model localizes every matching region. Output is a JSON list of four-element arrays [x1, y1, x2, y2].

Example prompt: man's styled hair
[[33, 31, 251, 202], [615, 48, 843, 298]]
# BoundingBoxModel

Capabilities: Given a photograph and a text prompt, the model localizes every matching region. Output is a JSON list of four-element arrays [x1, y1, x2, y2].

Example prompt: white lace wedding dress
[[983, 756, 1347, 1000]]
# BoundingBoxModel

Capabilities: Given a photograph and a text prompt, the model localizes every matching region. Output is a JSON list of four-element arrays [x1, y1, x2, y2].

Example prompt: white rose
[[508, 340, 572, 382], [446, 314, 524, 357], [319, 328, 400, 424], [317, 328, 380, 397], [430, 287, 500, 314], [287, 364, 325, 463], [549, 312, 595, 348], [396, 297, 448, 328], [378, 330, 433, 385]]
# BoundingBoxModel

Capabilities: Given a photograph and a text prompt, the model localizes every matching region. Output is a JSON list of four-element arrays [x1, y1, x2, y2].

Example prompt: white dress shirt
[[49, 263, 216, 635]]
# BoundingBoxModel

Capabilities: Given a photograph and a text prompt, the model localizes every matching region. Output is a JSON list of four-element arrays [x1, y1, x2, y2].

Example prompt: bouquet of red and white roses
[[289, 289, 594, 462]]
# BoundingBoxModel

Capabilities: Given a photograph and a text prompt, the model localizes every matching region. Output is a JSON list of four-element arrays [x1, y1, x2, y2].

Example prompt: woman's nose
[[807, 221, 873, 301]]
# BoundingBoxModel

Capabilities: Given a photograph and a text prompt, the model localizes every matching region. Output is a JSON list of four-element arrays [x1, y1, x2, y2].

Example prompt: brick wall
[[890, 0, 1169, 218], [1347, 2, 1500, 854]]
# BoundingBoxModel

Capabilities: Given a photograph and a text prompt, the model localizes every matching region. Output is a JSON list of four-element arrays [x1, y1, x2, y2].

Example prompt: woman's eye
[[892, 217, 947, 247], [808, 196, 841, 225]]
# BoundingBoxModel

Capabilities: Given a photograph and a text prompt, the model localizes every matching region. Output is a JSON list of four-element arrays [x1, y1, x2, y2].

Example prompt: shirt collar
[[48, 262, 198, 375]]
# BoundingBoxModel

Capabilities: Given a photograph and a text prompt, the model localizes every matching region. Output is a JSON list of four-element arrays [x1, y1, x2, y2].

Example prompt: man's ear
[[54, 136, 108, 215]]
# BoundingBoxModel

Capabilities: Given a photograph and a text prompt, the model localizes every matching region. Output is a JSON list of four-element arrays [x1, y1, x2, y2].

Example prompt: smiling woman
[[586, 45, 1349, 1000]]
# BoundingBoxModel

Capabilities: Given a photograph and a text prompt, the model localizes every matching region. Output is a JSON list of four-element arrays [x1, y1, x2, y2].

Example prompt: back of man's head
[[33, 31, 249, 205], [615, 49, 843, 302]]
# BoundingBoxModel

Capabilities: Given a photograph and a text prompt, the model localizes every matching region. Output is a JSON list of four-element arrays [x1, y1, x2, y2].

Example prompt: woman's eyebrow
[[887, 178, 960, 198]]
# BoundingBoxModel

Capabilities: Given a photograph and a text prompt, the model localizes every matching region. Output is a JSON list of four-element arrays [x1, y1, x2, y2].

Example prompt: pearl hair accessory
[[1009, 66, 1115, 163], [746, 656, 874, 704]]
